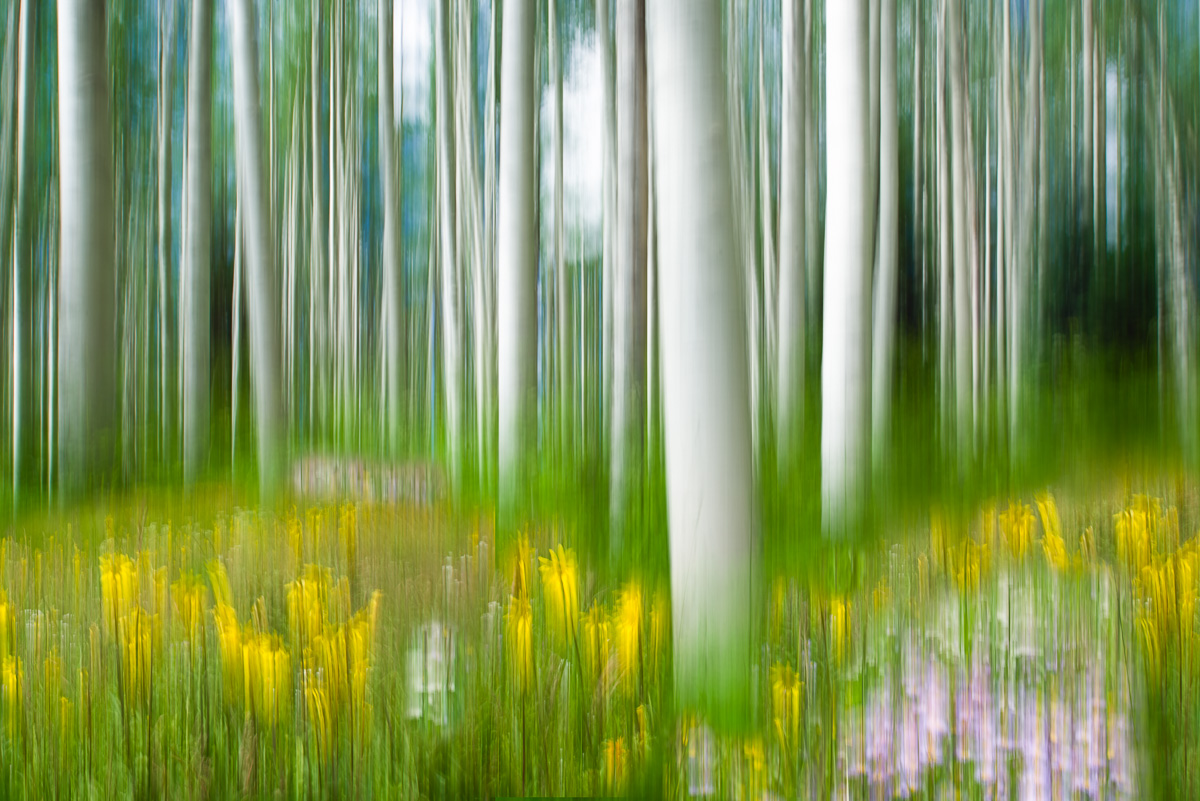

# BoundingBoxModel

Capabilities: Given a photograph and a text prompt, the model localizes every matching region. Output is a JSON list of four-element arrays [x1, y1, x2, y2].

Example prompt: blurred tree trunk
[[936, 0, 952, 440], [11, 0, 32, 499], [157, 1, 176, 470], [870, 0, 897, 464], [948, 0, 972, 456], [598, 0, 615, 468], [57, 0, 117, 494], [610, 0, 647, 551], [227, 0, 287, 496], [651, 0, 756, 726], [379, 0, 404, 456], [1082, 0, 1093, 257], [822, 0, 871, 533], [497, 0, 537, 515], [777, 0, 806, 470], [435, 0, 462, 488], [183, 0, 213, 485]]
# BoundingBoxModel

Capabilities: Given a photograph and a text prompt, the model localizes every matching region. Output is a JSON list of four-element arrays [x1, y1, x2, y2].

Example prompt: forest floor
[[0, 464, 1192, 798]]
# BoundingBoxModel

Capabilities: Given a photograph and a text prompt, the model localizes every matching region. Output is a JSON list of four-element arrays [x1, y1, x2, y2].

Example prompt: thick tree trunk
[[10, 0, 32, 498], [497, 0, 537, 512], [777, 0, 806, 469], [183, 0, 213, 485], [57, 0, 117, 493], [227, 0, 287, 495], [610, 0, 648, 547], [379, 0, 404, 455], [598, 0, 615, 456], [550, 0, 570, 456], [870, 0, 898, 462], [650, 0, 756, 725], [821, 0, 872, 533]]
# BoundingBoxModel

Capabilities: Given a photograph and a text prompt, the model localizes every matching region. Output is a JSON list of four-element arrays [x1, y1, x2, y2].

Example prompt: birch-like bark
[[497, 0, 537, 511], [1082, 0, 1094, 251], [228, 0, 287, 495], [936, 0, 952, 437], [58, 0, 117, 493], [777, 0, 806, 468], [651, 0, 756, 724], [870, 0, 898, 461], [822, 0, 872, 533], [598, 0, 615, 450], [379, 0, 404, 455], [804, 0, 819, 339], [948, 0, 972, 454], [610, 0, 648, 543], [10, 0, 31, 497], [183, 0, 213, 485], [550, 0, 570, 455], [157, 1, 176, 466]]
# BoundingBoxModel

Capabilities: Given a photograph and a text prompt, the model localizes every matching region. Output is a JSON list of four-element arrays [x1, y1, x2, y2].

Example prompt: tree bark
[[650, 0, 756, 725], [183, 0, 213, 485], [822, 0, 872, 533], [777, 0, 807, 469], [870, 0, 898, 462], [379, 0, 404, 455], [227, 0, 287, 495], [948, 0, 972, 455], [610, 0, 648, 548], [57, 0, 117, 494], [497, 0, 537, 513], [10, 0, 32, 498]]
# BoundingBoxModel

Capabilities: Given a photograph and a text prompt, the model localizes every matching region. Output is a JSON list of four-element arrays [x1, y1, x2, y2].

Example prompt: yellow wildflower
[[829, 597, 849, 665], [100, 553, 138, 636], [582, 600, 610, 682], [505, 594, 533, 694], [604, 737, 627, 791], [2, 655, 22, 739], [614, 582, 643, 693], [207, 560, 234, 609], [1038, 496, 1068, 572], [214, 603, 243, 707], [0, 592, 14, 662], [537, 544, 579, 649], [999, 503, 1035, 562], [286, 564, 332, 651], [172, 573, 208, 647], [118, 606, 157, 705], [770, 661, 803, 746], [245, 633, 290, 727]]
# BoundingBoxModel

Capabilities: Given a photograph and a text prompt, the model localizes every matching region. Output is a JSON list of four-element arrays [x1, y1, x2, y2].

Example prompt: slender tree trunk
[[804, 0, 819, 346], [497, 0, 537, 513], [1082, 0, 1094, 256], [948, 0, 972, 456], [1011, 0, 1042, 452], [757, 8, 776, 429], [157, 1, 176, 470], [379, 0, 404, 455], [550, 0, 570, 457], [650, 0, 756, 724], [822, 0, 872, 533], [10, 0, 32, 499], [183, 0, 213, 485], [1094, 0, 1106, 273], [228, 0, 287, 495], [58, 0, 117, 494], [777, 0, 806, 470], [870, 0, 898, 463], [610, 0, 648, 547], [936, 0, 952, 442], [598, 0, 616, 466], [435, 0, 462, 488]]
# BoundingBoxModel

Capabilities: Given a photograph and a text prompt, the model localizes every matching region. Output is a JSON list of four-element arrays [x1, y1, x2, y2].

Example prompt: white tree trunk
[[435, 0, 462, 488], [550, 0, 570, 454], [379, 0, 404, 455], [598, 0, 616, 459], [650, 0, 756, 722], [936, 0, 951, 435], [947, 0, 972, 455], [610, 0, 648, 543], [157, 1, 176, 467], [183, 0, 213, 485], [496, 0, 537, 509], [777, 0, 806, 469], [822, 0, 872, 533], [228, 0, 287, 495], [1082, 0, 1093, 247], [10, 0, 31, 497], [57, 0, 117, 493], [870, 0, 898, 462]]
